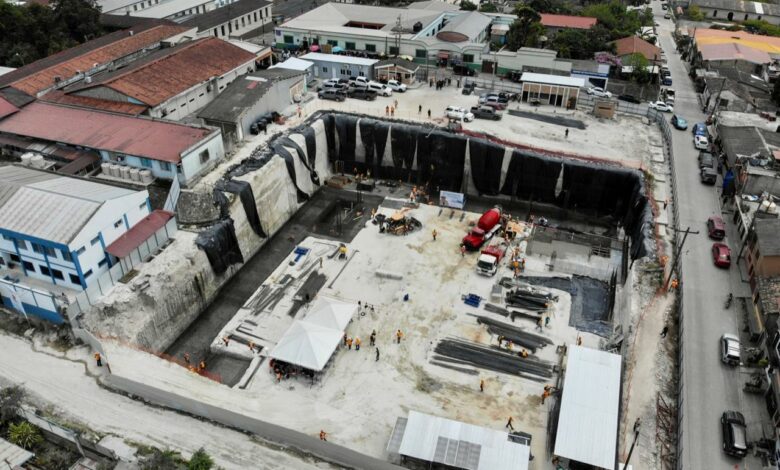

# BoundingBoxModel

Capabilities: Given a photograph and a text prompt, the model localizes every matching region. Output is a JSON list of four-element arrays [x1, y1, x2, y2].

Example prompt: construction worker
[[338, 244, 348, 260], [576, 336, 582, 346], [432, 229, 438, 241], [320, 430, 327, 441], [498, 335, 505, 347], [355, 337, 362, 351], [670, 278, 679, 290], [505, 416, 514, 431], [460, 245, 466, 257], [376, 347, 380, 362], [542, 388, 551, 404], [480, 379, 485, 392], [506, 340, 513, 351], [343, 333, 348, 346], [520, 349, 528, 358], [396, 329, 404, 344], [198, 360, 206, 372], [370, 330, 377, 346], [222, 336, 230, 347], [545, 316, 551, 328], [183, 352, 190, 364], [347, 337, 353, 350], [248, 341, 256, 352], [94, 352, 102, 367], [535, 317, 543, 332]]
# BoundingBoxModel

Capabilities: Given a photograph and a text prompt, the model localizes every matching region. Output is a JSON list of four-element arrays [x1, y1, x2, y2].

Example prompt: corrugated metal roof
[[42, 91, 148, 115], [554, 346, 621, 469], [72, 38, 256, 107], [540, 14, 597, 30], [397, 411, 530, 470], [520, 72, 585, 87], [437, 11, 491, 42], [695, 28, 780, 55], [183, 0, 272, 31], [0, 96, 19, 120], [300, 53, 378, 66], [0, 437, 34, 468], [699, 43, 771, 65], [0, 166, 139, 244], [0, 102, 216, 163], [105, 210, 173, 257]]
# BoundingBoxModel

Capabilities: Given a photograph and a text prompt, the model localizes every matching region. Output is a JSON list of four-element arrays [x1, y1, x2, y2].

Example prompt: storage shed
[[519, 72, 585, 108]]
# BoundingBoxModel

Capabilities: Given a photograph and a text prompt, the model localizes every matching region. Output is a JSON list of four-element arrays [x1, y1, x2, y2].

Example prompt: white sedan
[[694, 134, 709, 150], [587, 86, 612, 98], [649, 100, 674, 112], [445, 106, 474, 122]]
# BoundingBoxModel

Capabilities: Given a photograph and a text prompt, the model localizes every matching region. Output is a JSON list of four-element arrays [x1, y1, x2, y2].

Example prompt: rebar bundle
[[434, 338, 554, 379], [475, 315, 553, 352]]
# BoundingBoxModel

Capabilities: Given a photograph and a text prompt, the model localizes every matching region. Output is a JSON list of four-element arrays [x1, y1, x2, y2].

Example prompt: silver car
[[720, 333, 740, 366]]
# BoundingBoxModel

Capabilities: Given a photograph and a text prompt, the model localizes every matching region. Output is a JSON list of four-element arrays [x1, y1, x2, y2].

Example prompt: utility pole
[[665, 226, 698, 289], [624, 425, 640, 468]]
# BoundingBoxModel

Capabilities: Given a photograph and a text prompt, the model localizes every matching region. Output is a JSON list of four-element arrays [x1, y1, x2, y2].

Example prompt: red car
[[707, 216, 725, 240], [712, 243, 731, 268]]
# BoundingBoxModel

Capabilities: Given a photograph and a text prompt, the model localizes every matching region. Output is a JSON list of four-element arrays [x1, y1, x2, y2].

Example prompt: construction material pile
[[500, 277, 558, 313], [375, 208, 422, 236], [434, 338, 554, 381], [475, 316, 553, 352]]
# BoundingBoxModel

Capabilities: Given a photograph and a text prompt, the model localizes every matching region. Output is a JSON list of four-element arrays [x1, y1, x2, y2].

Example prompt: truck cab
[[476, 243, 506, 276]]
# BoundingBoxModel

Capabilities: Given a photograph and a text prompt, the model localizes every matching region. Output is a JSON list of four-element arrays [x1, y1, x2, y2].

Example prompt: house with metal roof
[[690, 0, 780, 25], [0, 166, 150, 322], [65, 37, 257, 122], [198, 68, 306, 148], [274, 3, 492, 72], [182, 0, 272, 40], [0, 101, 224, 186], [299, 52, 377, 81]]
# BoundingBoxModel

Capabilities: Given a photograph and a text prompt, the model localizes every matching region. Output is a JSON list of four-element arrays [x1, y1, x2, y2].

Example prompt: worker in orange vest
[[355, 337, 362, 351], [347, 337, 353, 350], [94, 352, 102, 367], [319, 430, 327, 441], [396, 329, 404, 344]]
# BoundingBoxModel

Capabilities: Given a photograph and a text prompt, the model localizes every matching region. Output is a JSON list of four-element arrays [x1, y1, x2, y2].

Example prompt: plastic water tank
[[139, 169, 154, 184], [769, 202, 778, 214], [761, 199, 771, 212], [30, 155, 45, 168], [101, 163, 112, 175], [119, 166, 131, 180], [20, 153, 33, 166], [129, 168, 141, 181], [109, 164, 121, 177]]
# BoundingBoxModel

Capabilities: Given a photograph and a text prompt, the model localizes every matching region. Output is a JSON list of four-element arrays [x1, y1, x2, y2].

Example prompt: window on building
[[17, 240, 27, 251], [98, 258, 108, 267], [23, 261, 34, 272], [160, 162, 172, 171], [254, 12, 258, 22], [322, 66, 328, 73], [90, 236, 100, 246], [52, 269, 63, 280], [61, 250, 72, 262], [10, 254, 20, 262], [84, 269, 93, 278], [345, 42, 356, 50], [463, 54, 475, 63], [389, 46, 399, 55], [214, 29, 218, 37], [365, 44, 376, 52], [141, 158, 153, 168], [114, 219, 123, 228], [1, 234, 10, 241], [70, 274, 80, 285], [32, 243, 43, 254], [415, 49, 426, 59], [327, 40, 338, 46], [284, 35, 293, 44], [222, 25, 227, 36], [200, 149, 210, 164], [76, 246, 86, 255], [229, 23, 233, 33], [40, 265, 50, 276], [745, 14, 749, 20], [44, 247, 55, 257], [241, 17, 245, 27]]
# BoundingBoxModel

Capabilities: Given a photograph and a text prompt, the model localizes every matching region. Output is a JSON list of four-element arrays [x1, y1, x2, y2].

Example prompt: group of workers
[[497, 335, 530, 358]]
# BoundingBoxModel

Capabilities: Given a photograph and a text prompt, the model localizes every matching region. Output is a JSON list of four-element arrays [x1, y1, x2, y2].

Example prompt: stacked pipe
[[434, 338, 554, 380], [499, 277, 560, 301], [505, 289, 550, 312], [475, 315, 553, 352]]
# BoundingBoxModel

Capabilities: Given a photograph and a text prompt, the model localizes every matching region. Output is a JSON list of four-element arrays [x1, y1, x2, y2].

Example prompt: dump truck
[[476, 242, 507, 276], [462, 206, 502, 251]]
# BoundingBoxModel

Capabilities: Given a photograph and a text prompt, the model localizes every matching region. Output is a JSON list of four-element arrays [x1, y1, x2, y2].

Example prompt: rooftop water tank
[[20, 153, 33, 166], [129, 168, 141, 181], [109, 164, 121, 177], [139, 169, 154, 184], [30, 155, 45, 168], [101, 163, 112, 176], [120, 166, 131, 180]]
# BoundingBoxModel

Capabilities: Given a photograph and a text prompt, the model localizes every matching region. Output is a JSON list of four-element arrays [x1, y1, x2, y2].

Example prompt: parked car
[[661, 3, 668, 9], [319, 81, 348, 92], [721, 411, 748, 458], [720, 333, 741, 366], [446, 105, 474, 122], [662, 76, 673, 86], [618, 94, 641, 104], [462, 82, 476, 95], [318, 89, 347, 102], [479, 96, 508, 110], [470, 105, 502, 120], [707, 215, 726, 240], [694, 134, 709, 150], [386, 80, 407, 92], [649, 101, 673, 112], [671, 115, 687, 130], [479, 93, 509, 104], [701, 167, 718, 185], [347, 88, 377, 101], [692, 122, 708, 136], [586, 86, 612, 98], [453, 64, 475, 76], [664, 12, 671, 18], [349, 76, 370, 87], [712, 242, 732, 268], [367, 82, 392, 96], [698, 151, 715, 169]]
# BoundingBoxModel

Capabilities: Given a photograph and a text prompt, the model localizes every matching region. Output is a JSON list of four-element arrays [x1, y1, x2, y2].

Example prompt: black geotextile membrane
[[301, 126, 317, 168], [279, 137, 320, 186], [195, 218, 244, 275], [217, 180, 266, 238], [468, 139, 504, 195], [270, 143, 310, 203]]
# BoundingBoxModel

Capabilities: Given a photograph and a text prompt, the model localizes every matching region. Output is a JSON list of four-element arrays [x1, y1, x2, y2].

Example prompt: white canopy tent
[[304, 297, 357, 331]]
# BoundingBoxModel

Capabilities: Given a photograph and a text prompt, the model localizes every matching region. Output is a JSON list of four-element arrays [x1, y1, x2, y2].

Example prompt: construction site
[[75, 110, 661, 469]]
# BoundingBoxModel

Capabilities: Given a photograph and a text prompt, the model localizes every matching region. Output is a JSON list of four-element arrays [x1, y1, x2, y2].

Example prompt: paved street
[[653, 6, 769, 469]]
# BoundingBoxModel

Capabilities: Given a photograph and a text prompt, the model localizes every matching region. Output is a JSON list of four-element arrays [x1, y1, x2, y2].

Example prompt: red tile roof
[[611, 36, 663, 61], [42, 91, 148, 115], [0, 24, 190, 96], [76, 38, 257, 107], [540, 14, 597, 30], [105, 210, 174, 258], [0, 102, 217, 163], [0, 97, 19, 120]]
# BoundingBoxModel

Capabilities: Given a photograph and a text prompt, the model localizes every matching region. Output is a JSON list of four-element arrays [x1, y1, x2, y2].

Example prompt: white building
[[300, 53, 377, 80], [100, 0, 238, 20], [274, 3, 493, 72], [183, 0, 273, 39], [0, 166, 150, 321]]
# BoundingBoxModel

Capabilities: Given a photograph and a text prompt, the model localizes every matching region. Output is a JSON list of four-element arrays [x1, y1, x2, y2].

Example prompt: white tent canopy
[[304, 297, 358, 331]]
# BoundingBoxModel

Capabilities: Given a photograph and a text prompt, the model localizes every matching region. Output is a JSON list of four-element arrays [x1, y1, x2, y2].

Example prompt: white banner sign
[[439, 191, 465, 210]]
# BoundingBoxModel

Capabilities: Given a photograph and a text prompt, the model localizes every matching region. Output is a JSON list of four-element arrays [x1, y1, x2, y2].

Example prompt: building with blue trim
[[0, 165, 150, 322]]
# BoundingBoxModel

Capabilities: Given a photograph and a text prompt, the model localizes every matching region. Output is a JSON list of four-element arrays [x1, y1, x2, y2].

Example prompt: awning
[[491, 24, 510, 35], [105, 210, 174, 258], [437, 51, 450, 59], [58, 152, 101, 174]]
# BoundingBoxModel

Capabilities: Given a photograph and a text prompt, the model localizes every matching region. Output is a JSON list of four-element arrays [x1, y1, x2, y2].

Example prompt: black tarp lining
[[217, 180, 267, 238], [279, 137, 320, 187], [271, 143, 310, 203], [195, 218, 244, 275]]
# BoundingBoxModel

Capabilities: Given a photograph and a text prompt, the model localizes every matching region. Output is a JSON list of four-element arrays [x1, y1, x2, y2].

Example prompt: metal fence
[[0, 278, 59, 319], [576, 94, 651, 116]]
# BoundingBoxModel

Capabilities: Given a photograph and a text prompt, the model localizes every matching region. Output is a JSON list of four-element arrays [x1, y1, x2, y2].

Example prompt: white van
[[367, 82, 392, 97]]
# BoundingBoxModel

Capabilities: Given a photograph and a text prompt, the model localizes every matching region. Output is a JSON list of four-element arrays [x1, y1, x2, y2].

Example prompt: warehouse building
[[183, 0, 273, 39]]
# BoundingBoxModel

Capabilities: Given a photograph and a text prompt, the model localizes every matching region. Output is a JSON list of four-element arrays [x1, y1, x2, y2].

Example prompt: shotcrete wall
[[83, 112, 654, 350]]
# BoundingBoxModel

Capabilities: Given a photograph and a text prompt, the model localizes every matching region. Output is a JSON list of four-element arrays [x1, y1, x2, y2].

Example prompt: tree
[[688, 4, 704, 21], [506, 6, 542, 50], [0, 386, 24, 425], [460, 0, 477, 11], [187, 448, 214, 470], [142, 449, 184, 470], [582, 1, 643, 40], [8, 421, 42, 450], [479, 2, 498, 12], [624, 53, 651, 83], [550, 25, 613, 59]]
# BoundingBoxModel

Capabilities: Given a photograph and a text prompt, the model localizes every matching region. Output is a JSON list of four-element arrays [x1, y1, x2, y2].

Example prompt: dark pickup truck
[[470, 106, 502, 120], [347, 88, 377, 101]]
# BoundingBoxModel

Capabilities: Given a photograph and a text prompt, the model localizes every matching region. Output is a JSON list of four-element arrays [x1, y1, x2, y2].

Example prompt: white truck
[[476, 242, 507, 277]]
